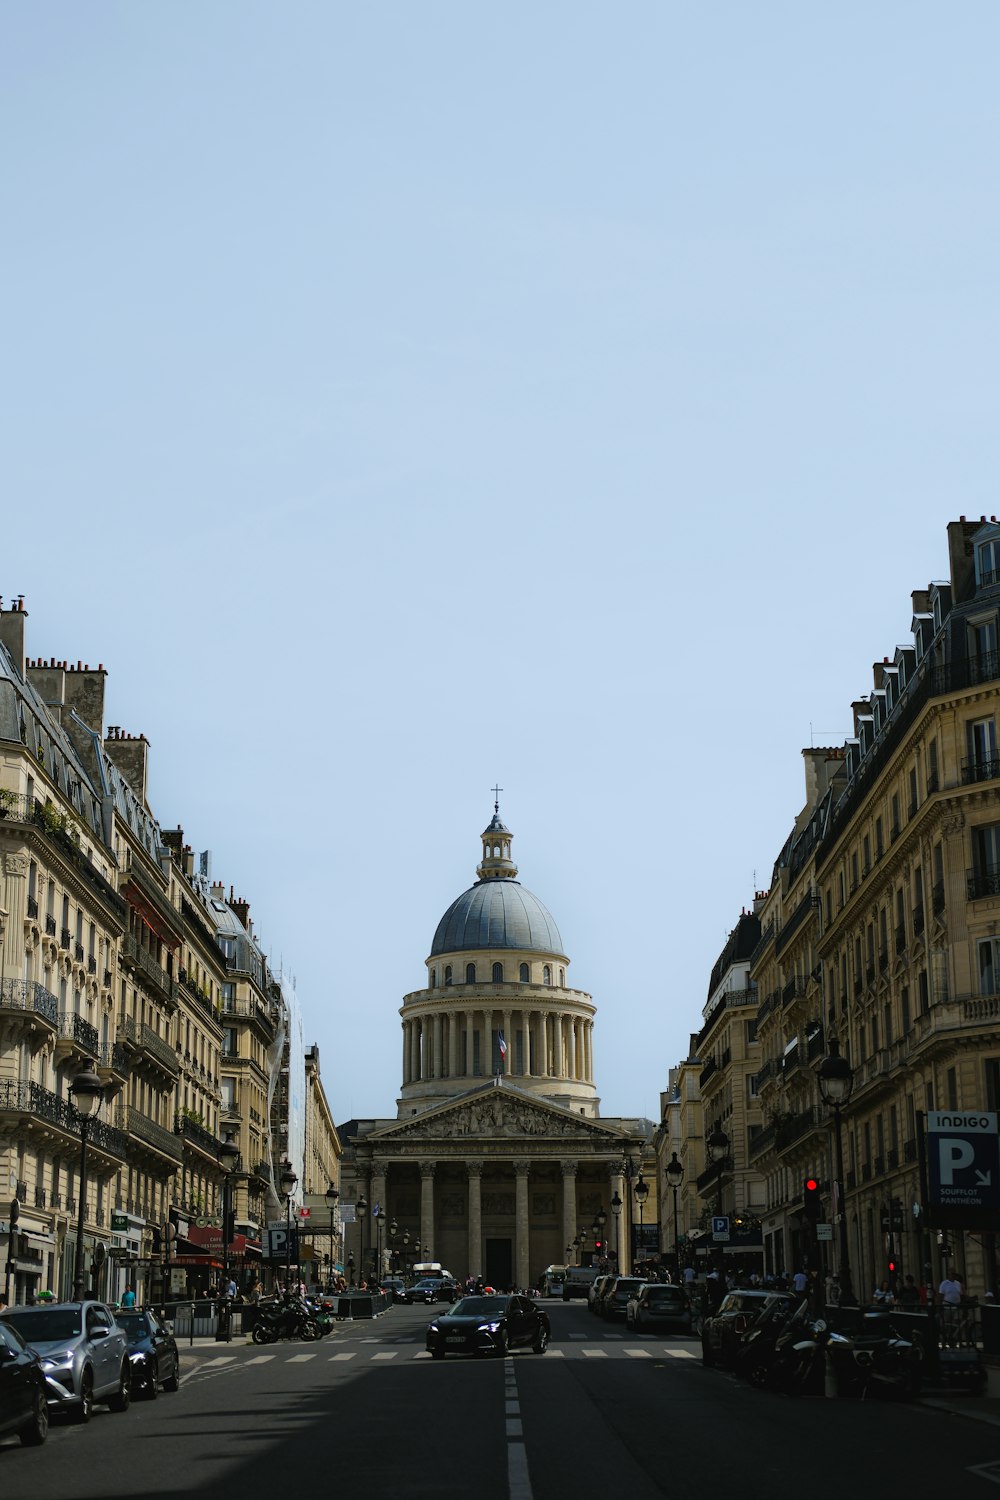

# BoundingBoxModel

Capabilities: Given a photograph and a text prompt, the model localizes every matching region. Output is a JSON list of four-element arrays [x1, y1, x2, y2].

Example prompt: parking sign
[[925, 1112, 1000, 1230]]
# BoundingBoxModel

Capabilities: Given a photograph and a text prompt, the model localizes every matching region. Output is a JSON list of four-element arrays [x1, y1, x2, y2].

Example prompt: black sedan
[[701, 1290, 794, 1367], [0, 1318, 48, 1446], [113, 1310, 180, 1398], [426, 1295, 550, 1358]]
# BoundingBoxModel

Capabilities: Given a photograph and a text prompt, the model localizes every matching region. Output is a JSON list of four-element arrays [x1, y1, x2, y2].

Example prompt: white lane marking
[[508, 1344, 534, 1500], [506, 1418, 523, 1438], [330, 1352, 357, 1361], [199, 1356, 237, 1367], [604, 1333, 624, 1340], [372, 1352, 398, 1361], [505, 1400, 519, 1415], [544, 1349, 565, 1357], [568, 1333, 587, 1339], [625, 1349, 652, 1359], [581, 1349, 608, 1358], [246, 1355, 276, 1365], [662, 1348, 697, 1358], [288, 1354, 316, 1363]]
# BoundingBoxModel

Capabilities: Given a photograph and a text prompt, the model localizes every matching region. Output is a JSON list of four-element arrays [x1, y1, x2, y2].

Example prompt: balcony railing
[[775, 1106, 821, 1150], [0, 1079, 127, 1156], [968, 867, 1000, 901], [117, 1014, 140, 1047], [57, 1011, 100, 1056], [27, 895, 38, 919], [127, 1107, 183, 1162], [45, 915, 56, 936], [774, 895, 819, 958], [176, 1113, 223, 1158], [0, 979, 58, 1024], [699, 1056, 718, 1088], [123, 933, 178, 1005], [962, 755, 1000, 785], [98, 1042, 130, 1076], [138, 1022, 179, 1074]]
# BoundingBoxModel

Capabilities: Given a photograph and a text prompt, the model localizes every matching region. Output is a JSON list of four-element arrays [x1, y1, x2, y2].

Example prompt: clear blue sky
[[5, 4, 999, 1121]]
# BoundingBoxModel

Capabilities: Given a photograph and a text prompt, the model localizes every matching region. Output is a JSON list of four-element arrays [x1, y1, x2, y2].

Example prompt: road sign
[[262, 1226, 299, 1262], [816, 1223, 833, 1241], [925, 1111, 1000, 1230], [711, 1215, 730, 1241]]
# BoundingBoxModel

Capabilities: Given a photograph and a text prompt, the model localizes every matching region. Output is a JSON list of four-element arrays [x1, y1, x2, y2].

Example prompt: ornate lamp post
[[70, 1063, 105, 1300], [634, 1174, 649, 1271], [595, 1207, 607, 1264], [355, 1194, 368, 1286], [372, 1204, 384, 1284], [325, 1183, 339, 1291], [217, 1129, 240, 1341], [818, 1046, 856, 1306], [279, 1160, 297, 1292], [611, 1189, 623, 1270], [665, 1152, 684, 1276], [388, 1218, 399, 1276]]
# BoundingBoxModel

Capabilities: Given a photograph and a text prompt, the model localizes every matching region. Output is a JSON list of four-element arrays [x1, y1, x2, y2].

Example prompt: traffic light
[[224, 1210, 236, 1246], [888, 1259, 896, 1275], [803, 1178, 822, 1220], [594, 1239, 602, 1253]]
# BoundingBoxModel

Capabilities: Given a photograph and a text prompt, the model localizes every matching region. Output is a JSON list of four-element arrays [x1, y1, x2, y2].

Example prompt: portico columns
[[433, 1014, 443, 1078], [515, 1161, 531, 1289], [467, 1161, 483, 1279], [419, 1160, 435, 1260], [561, 1160, 578, 1259], [610, 1162, 627, 1270], [448, 1011, 458, 1078], [503, 1008, 513, 1075]]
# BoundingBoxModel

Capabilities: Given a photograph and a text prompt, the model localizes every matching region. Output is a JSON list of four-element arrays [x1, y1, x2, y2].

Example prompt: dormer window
[[977, 537, 1000, 589]]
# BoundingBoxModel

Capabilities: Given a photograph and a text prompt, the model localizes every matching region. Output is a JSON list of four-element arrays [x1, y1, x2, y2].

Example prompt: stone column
[[561, 1160, 578, 1260], [467, 1161, 483, 1280], [1, 853, 27, 971], [465, 1009, 474, 1077], [610, 1162, 627, 1271], [371, 1159, 388, 1280], [410, 1019, 420, 1082], [448, 1011, 458, 1078], [433, 1013, 443, 1079], [402, 1020, 410, 1085], [503, 1008, 513, 1076], [515, 1161, 531, 1288], [419, 1160, 436, 1261]]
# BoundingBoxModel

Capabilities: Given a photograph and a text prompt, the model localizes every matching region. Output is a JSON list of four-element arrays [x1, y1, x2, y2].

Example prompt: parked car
[[701, 1290, 794, 1368], [626, 1283, 693, 1333], [114, 1309, 180, 1398], [0, 1320, 48, 1446], [598, 1277, 647, 1320], [379, 1279, 412, 1305], [426, 1295, 550, 1358], [588, 1274, 616, 1314], [2, 1300, 130, 1423]]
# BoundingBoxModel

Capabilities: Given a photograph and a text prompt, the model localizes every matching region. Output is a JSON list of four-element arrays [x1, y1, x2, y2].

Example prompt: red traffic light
[[805, 1178, 819, 1193]]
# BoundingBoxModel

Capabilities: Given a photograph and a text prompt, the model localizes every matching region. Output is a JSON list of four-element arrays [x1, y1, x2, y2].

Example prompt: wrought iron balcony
[[968, 867, 1000, 901], [962, 755, 1000, 786], [176, 1112, 223, 1159], [137, 1022, 179, 1075], [0, 1079, 127, 1157], [45, 915, 56, 936], [122, 932, 179, 1005], [27, 895, 38, 918], [127, 1106, 183, 1162], [57, 1011, 100, 1056], [0, 979, 58, 1025]]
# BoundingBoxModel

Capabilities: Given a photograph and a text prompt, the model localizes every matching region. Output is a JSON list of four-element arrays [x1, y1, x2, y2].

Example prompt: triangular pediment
[[372, 1081, 636, 1145]]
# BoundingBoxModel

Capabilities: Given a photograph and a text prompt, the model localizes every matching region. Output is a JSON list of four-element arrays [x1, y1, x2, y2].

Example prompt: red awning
[[183, 1227, 261, 1257]]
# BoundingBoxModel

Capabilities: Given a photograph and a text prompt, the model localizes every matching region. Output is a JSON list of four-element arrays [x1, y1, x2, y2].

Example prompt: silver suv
[[2, 1300, 130, 1422]]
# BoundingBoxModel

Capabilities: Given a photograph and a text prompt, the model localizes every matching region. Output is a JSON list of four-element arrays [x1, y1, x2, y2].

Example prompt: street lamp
[[372, 1204, 383, 1284], [70, 1063, 104, 1300], [634, 1174, 649, 1271], [388, 1218, 399, 1275], [596, 1207, 607, 1263], [325, 1183, 339, 1291], [665, 1152, 684, 1276], [611, 1189, 622, 1270], [279, 1160, 297, 1293], [217, 1130, 240, 1341], [356, 1194, 368, 1286], [818, 1045, 856, 1306]]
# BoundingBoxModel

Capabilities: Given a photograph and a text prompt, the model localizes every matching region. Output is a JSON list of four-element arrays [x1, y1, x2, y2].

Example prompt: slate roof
[[430, 879, 565, 958]]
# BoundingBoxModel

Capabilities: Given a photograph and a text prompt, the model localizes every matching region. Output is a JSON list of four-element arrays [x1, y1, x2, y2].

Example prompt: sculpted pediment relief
[[375, 1089, 630, 1143]]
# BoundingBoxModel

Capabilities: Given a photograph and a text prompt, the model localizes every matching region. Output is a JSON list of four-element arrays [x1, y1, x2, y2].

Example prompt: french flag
[[498, 1031, 508, 1074]]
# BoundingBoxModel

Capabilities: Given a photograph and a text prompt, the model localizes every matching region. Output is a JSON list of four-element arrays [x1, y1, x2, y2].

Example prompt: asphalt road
[[3, 1300, 999, 1500]]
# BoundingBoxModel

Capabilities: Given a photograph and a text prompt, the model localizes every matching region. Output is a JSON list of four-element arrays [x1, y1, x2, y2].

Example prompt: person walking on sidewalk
[[938, 1268, 963, 1346]]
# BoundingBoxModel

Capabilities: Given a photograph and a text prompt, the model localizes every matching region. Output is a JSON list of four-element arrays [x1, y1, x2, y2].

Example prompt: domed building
[[341, 805, 643, 1291]]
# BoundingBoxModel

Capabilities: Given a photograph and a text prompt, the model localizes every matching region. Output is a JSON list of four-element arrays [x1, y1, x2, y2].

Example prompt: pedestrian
[[938, 1268, 963, 1346], [792, 1268, 809, 1295], [897, 1275, 920, 1310], [872, 1278, 894, 1308], [121, 1284, 137, 1308], [825, 1272, 841, 1307], [224, 1276, 237, 1299]]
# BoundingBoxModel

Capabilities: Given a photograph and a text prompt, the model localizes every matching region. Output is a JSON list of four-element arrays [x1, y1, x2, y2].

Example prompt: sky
[[4, 4, 1000, 1123]]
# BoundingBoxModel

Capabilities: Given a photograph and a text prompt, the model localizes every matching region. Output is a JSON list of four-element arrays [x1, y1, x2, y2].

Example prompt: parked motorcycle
[[740, 1302, 922, 1400], [252, 1295, 322, 1344]]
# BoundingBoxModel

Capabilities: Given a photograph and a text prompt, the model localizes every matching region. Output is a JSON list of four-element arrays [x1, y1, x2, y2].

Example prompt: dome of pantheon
[[397, 807, 598, 1118]]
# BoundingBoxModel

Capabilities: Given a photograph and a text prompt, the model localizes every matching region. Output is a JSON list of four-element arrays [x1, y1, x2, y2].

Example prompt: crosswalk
[[193, 1341, 699, 1370]]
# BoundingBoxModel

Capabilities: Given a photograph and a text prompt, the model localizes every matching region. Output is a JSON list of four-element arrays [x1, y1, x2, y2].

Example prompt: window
[[972, 822, 1000, 897], [908, 766, 919, 817], [863, 835, 871, 874], [986, 1059, 1000, 1112], [979, 938, 1000, 996], [947, 1066, 958, 1111], [559, 968, 565, 985], [444, 966, 452, 985], [492, 962, 503, 983], [928, 738, 939, 792], [976, 537, 1000, 589], [745, 1018, 758, 1045], [466, 963, 476, 984], [519, 963, 529, 983], [918, 970, 930, 1014], [850, 852, 859, 891], [430, 968, 437, 988], [901, 986, 910, 1033], [543, 966, 551, 985], [875, 817, 884, 859], [222, 1027, 237, 1054], [966, 717, 998, 782], [891, 792, 900, 836]]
